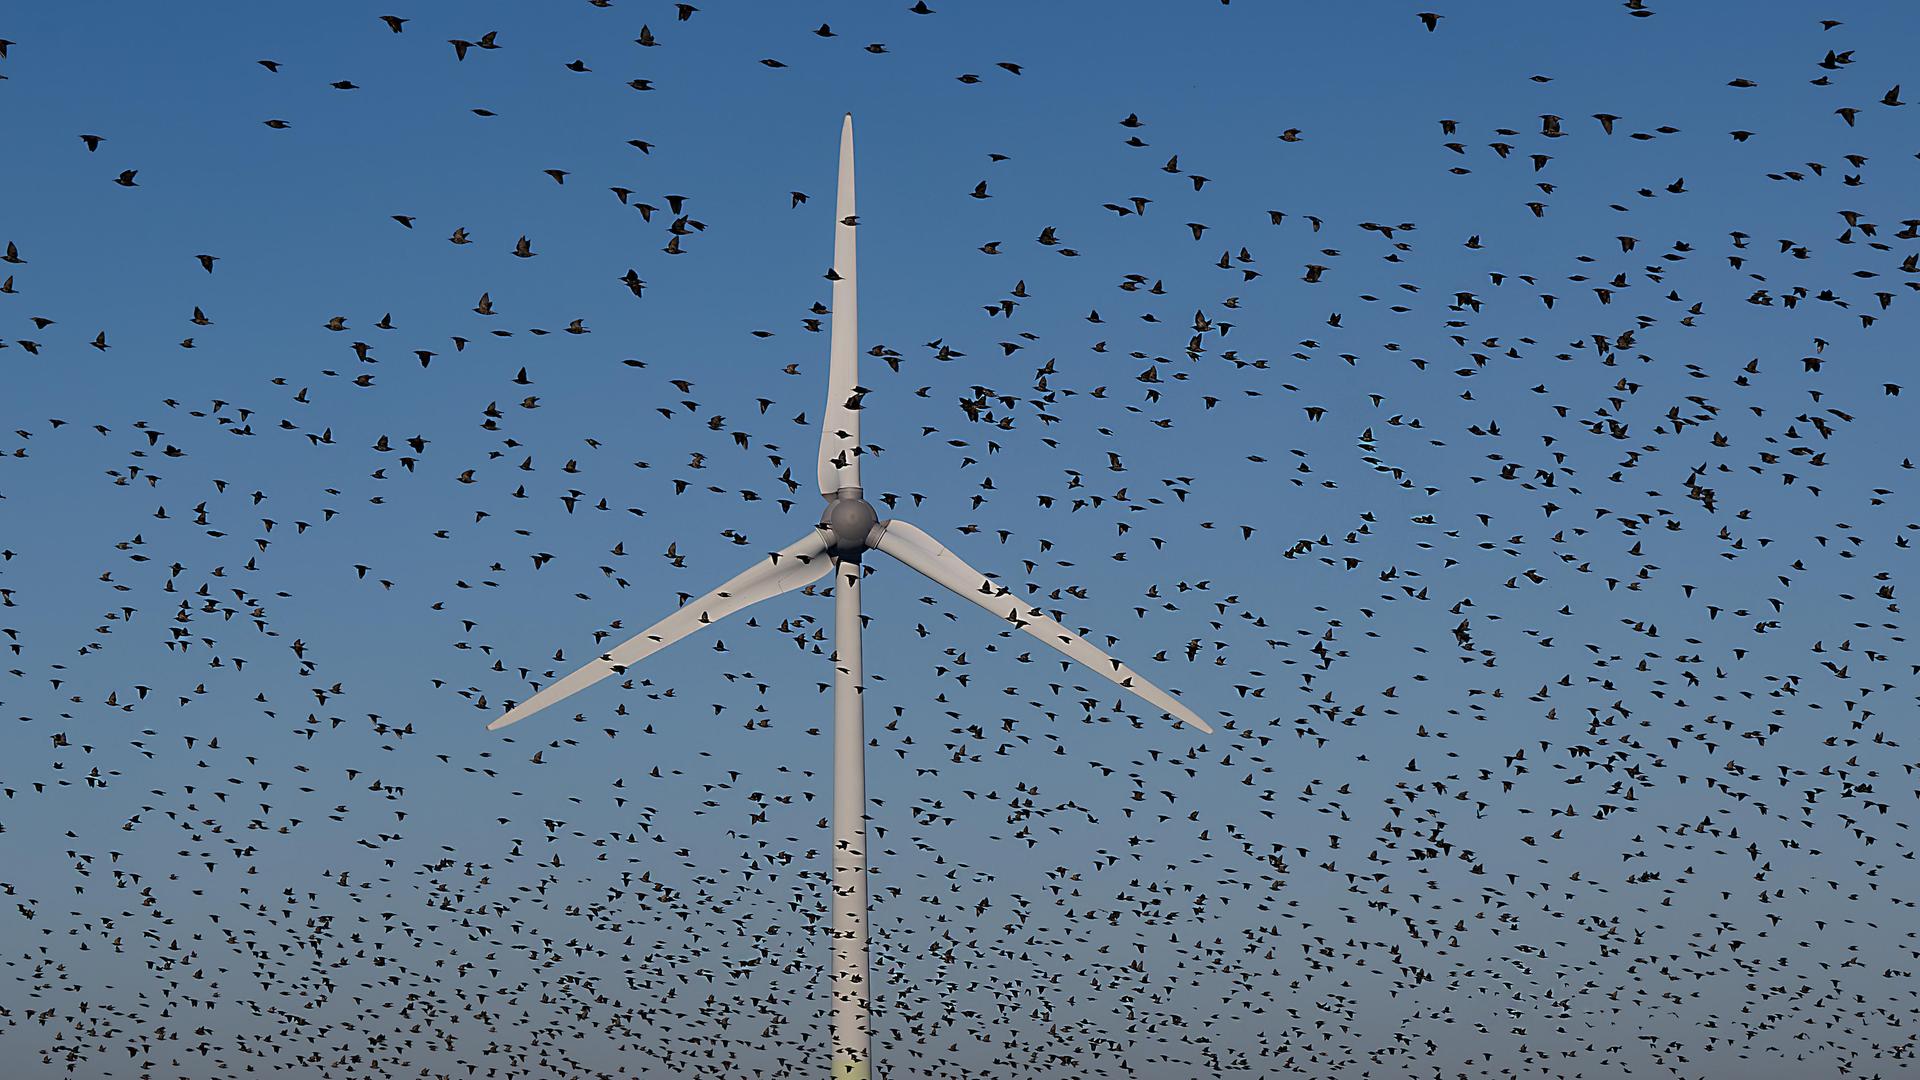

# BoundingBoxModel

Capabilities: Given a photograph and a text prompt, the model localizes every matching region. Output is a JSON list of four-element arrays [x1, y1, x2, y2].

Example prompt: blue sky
[[3, 2, 1919, 1076]]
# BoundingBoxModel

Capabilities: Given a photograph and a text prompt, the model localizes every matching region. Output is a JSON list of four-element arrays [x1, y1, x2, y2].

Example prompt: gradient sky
[[3, 2, 1919, 1077]]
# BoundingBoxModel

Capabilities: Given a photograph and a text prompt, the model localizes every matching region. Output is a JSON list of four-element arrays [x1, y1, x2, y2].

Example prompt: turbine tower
[[489, 113, 1213, 1080]]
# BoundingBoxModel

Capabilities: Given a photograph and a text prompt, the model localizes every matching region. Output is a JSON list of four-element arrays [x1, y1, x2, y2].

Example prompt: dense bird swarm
[[2, 2, 1918, 1078]]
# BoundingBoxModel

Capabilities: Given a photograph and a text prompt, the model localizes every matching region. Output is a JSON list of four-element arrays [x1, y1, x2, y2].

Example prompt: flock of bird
[[2, 2, 1919, 1078]]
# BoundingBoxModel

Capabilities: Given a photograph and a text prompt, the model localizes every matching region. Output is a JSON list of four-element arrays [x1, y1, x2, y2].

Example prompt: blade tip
[[1172, 708, 1212, 734]]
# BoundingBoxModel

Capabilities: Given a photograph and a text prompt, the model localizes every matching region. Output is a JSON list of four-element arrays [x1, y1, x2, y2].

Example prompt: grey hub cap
[[822, 490, 882, 560]]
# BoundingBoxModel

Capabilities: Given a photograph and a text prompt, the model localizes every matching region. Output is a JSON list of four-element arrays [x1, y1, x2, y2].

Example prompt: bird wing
[[489, 528, 834, 730], [872, 519, 1211, 733], [818, 113, 862, 497]]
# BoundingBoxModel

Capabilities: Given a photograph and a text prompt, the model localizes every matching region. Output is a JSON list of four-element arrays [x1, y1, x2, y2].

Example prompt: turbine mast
[[830, 557, 873, 1080]]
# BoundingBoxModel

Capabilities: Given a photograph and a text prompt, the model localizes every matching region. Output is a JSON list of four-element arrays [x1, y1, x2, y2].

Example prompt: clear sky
[[2, 1, 1918, 1077]]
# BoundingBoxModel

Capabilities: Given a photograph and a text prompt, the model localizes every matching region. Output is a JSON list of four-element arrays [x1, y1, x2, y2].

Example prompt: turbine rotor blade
[[818, 112, 862, 497], [872, 519, 1212, 733], [490, 528, 834, 730]]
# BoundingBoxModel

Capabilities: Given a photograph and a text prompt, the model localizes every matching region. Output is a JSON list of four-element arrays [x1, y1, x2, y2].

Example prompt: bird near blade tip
[[490, 690, 561, 730]]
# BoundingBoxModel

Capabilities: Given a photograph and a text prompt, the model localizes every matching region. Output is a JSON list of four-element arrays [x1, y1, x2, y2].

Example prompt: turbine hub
[[823, 493, 879, 559]]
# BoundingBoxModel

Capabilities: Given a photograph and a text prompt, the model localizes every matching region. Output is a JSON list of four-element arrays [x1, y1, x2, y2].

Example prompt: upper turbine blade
[[818, 112, 862, 497], [872, 519, 1213, 733], [490, 529, 834, 730]]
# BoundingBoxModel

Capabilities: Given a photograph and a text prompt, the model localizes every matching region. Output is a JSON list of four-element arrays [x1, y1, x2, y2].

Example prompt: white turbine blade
[[818, 112, 862, 497], [490, 529, 833, 730], [873, 519, 1212, 734]]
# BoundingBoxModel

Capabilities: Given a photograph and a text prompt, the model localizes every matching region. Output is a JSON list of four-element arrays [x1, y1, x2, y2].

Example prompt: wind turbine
[[489, 113, 1213, 1080]]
